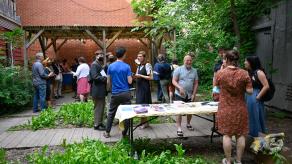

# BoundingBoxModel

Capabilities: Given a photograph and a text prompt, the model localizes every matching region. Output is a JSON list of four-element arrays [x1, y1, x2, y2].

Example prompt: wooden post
[[38, 36, 46, 58], [102, 29, 107, 65], [23, 31, 28, 70]]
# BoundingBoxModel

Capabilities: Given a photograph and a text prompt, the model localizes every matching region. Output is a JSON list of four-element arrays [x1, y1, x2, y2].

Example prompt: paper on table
[[100, 70, 107, 77]]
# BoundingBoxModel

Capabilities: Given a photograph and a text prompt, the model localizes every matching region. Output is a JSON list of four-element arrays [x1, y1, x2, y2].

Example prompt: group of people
[[32, 46, 270, 164], [213, 49, 270, 164], [32, 53, 70, 112]]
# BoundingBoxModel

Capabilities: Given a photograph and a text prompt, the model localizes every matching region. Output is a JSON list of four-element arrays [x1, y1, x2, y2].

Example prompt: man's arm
[[38, 64, 49, 79]]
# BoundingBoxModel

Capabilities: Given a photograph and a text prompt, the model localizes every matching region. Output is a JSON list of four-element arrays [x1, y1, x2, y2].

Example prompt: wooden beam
[[56, 39, 68, 51], [106, 30, 122, 48], [25, 29, 44, 49], [52, 38, 57, 53], [138, 38, 150, 49], [38, 36, 46, 58], [85, 29, 103, 49], [45, 40, 54, 51]]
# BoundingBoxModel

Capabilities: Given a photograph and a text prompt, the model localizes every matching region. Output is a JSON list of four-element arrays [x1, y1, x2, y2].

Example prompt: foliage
[[27, 139, 213, 164], [0, 148, 6, 164], [0, 64, 33, 112], [132, 0, 276, 92], [10, 102, 95, 130], [0, 28, 24, 67], [31, 108, 57, 130], [59, 101, 95, 127]]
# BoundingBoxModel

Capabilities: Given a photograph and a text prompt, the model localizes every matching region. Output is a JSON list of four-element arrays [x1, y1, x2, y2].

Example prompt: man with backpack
[[153, 54, 172, 103]]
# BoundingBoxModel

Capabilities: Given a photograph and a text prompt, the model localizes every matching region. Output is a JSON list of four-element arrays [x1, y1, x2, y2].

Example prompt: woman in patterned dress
[[214, 50, 253, 164]]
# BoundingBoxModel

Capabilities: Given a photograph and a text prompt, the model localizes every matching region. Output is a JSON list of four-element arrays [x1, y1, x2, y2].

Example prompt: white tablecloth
[[115, 101, 218, 125]]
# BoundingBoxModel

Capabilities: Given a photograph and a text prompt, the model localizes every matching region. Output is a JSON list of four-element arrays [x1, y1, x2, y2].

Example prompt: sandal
[[177, 130, 184, 137], [222, 158, 228, 164], [233, 160, 242, 164], [186, 125, 194, 131]]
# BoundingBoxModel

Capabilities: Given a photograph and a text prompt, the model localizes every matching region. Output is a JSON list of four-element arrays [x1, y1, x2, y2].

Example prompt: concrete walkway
[[0, 92, 214, 149]]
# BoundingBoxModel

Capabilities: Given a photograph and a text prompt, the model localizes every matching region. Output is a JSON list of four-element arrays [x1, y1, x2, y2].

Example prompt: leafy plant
[[58, 101, 94, 127], [0, 64, 33, 113], [0, 28, 24, 67], [0, 148, 6, 164], [9, 101, 96, 130], [31, 108, 57, 130], [27, 139, 213, 163]]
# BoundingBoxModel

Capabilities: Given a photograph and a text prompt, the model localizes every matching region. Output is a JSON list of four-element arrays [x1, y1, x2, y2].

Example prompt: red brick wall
[[27, 39, 149, 72]]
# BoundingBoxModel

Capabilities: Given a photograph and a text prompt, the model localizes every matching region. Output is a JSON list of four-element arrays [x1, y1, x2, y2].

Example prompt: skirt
[[77, 77, 90, 95], [246, 88, 266, 137]]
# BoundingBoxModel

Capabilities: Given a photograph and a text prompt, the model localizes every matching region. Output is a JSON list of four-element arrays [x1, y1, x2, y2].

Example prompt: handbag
[[55, 73, 62, 81]]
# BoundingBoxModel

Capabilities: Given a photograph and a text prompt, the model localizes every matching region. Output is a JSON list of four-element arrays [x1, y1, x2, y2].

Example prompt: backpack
[[254, 70, 275, 102]]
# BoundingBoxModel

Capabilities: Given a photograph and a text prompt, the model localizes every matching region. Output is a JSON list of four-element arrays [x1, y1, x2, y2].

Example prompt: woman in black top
[[134, 51, 153, 129]]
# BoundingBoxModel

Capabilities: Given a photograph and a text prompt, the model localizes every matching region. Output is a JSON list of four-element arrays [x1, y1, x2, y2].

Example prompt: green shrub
[[0, 148, 6, 164], [27, 139, 213, 164], [31, 108, 57, 130], [0, 64, 33, 113], [58, 101, 94, 127]]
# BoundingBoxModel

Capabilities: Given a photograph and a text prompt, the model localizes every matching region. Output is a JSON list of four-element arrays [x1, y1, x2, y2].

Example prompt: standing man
[[135, 51, 153, 129], [172, 53, 199, 137], [154, 54, 172, 103], [32, 52, 54, 113], [90, 54, 107, 131], [104, 47, 132, 138]]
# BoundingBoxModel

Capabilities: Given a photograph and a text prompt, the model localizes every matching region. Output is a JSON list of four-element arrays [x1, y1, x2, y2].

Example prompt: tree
[[0, 28, 24, 67]]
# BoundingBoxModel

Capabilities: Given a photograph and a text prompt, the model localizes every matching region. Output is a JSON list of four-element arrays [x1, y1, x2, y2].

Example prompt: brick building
[[15, 0, 149, 70]]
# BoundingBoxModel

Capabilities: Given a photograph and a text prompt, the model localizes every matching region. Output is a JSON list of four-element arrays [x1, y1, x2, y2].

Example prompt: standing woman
[[72, 57, 90, 102], [245, 56, 269, 137], [43, 58, 55, 107], [134, 51, 153, 129], [214, 50, 253, 164]]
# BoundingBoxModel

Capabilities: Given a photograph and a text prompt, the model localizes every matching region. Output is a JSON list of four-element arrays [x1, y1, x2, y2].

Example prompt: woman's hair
[[78, 57, 86, 63], [245, 56, 263, 72], [138, 51, 146, 57], [224, 50, 239, 66]]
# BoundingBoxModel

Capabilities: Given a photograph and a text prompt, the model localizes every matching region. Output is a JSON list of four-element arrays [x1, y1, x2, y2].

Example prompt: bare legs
[[222, 135, 245, 164], [176, 114, 192, 132]]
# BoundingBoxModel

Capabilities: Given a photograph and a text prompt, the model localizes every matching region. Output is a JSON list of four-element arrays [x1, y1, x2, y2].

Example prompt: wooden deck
[[0, 116, 213, 149]]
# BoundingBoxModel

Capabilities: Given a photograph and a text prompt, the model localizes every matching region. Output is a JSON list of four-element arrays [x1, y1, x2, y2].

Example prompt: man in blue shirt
[[104, 47, 133, 138], [32, 52, 54, 112]]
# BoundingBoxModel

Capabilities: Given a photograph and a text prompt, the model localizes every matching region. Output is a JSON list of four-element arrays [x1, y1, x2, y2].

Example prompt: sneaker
[[94, 124, 106, 131], [103, 132, 110, 138]]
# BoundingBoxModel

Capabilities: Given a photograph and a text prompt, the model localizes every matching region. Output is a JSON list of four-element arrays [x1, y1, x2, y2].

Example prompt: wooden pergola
[[23, 26, 153, 68]]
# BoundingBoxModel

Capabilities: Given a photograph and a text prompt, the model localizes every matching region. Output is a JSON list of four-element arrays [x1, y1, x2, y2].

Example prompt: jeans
[[33, 84, 47, 112], [156, 80, 163, 101], [160, 79, 170, 103]]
